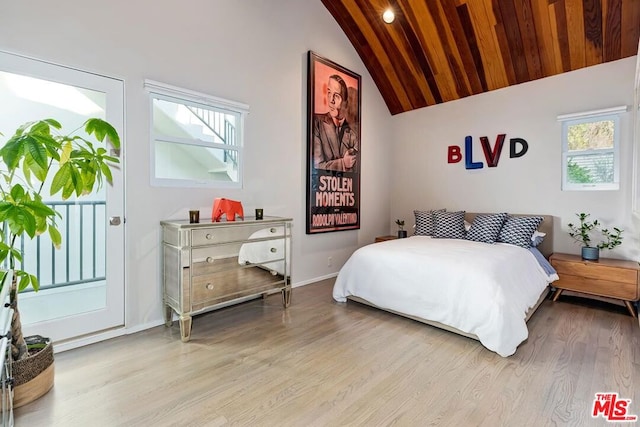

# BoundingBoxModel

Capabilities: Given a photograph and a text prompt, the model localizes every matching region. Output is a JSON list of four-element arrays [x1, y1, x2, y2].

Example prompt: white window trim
[[144, 79, 249, 189], [144, 79, 249, 113], [558, 106, 627, 191]]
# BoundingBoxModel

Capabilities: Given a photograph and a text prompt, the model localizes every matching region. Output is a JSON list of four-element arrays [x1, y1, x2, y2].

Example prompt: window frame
[[144, 79, 249, 189], [558, 106, 627, 191], [632, 42, 640, 218]]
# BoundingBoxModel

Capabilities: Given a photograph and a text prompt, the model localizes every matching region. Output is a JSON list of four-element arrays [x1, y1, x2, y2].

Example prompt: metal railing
[[15, 200, 106, 293], [186, 106, 238, 167]]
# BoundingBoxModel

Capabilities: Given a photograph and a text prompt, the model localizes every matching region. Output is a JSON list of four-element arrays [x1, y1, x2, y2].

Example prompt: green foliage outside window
[[567, 159, 592, 183], [567, 120, 614, 151]]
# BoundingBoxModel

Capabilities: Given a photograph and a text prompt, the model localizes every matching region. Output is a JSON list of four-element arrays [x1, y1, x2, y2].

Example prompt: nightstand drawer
[[553, 260, 637, 284], [550, 253, 640, 317], [555, 274, 639, 300]]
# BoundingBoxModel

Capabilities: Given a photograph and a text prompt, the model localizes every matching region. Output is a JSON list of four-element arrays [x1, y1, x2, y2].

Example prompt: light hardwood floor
[[16, 279, 640, 427]]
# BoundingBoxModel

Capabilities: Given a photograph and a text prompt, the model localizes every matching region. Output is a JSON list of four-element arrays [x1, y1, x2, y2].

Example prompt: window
[[144, 80, 249, 188], [559, 106, 627, 191]]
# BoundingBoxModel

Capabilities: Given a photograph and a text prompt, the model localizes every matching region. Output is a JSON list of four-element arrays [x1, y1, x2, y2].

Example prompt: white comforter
[[332, 236, 558, 357]]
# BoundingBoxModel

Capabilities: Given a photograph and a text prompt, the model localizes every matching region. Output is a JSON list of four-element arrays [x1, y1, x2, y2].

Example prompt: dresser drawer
[[553, 260, 637, 284], [555, 274, 639, 300], [192, 268, 283, 304], [191, 238, 285, 275], [192, 256, 239, 276], [192, 243, 243, 267], [191, 224, 284, 246]]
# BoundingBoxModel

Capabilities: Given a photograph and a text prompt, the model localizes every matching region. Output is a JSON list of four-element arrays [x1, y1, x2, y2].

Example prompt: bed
[[332, 212, 558, 357]]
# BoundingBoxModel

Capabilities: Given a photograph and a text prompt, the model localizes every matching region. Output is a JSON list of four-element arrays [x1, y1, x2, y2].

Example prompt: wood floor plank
[[16, 278, 640, 426]]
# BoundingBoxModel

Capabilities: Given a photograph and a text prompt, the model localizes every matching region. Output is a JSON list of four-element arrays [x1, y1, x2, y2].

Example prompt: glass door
[[0, 51, 125, 343]]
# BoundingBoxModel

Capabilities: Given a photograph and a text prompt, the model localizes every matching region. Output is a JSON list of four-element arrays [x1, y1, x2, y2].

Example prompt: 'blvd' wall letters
[[447, 134, 528, 170]]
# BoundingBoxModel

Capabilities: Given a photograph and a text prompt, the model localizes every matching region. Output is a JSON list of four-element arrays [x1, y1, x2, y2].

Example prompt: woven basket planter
[[13, 336, 55, 408]]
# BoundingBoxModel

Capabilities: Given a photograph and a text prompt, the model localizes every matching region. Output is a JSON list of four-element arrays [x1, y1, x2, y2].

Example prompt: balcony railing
[[14, 200, 106, 293]]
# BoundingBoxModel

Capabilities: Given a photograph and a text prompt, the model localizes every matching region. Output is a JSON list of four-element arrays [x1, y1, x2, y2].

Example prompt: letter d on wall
[[510, 138, 528, 158]]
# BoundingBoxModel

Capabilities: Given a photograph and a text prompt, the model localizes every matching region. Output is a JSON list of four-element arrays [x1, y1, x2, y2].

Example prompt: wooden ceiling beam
[[321, 0, 640, 115], [603, 0, 622, 62]]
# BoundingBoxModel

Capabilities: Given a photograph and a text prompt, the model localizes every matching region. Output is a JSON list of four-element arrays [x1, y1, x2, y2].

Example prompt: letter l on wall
[[465, 136, 483, 169]]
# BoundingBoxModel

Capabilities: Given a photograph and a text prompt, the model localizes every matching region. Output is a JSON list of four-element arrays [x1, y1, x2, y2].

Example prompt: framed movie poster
[[306, 51, 361, 234]]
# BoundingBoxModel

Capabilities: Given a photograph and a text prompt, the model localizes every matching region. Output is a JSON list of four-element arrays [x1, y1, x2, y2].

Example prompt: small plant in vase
[[567, 213, 623, 261], [395, 219, 407, 238]]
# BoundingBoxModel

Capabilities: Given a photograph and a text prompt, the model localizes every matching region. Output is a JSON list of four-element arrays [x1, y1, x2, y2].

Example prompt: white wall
[[391, 57, 639, 261], [0, 1, 393, 331]]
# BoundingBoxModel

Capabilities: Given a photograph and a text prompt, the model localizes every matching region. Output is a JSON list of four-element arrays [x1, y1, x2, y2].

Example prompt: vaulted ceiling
[[321, 0, 640, 115]]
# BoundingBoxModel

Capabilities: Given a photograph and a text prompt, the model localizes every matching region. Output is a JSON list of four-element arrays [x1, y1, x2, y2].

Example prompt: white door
[[0, 51, 125, 342]]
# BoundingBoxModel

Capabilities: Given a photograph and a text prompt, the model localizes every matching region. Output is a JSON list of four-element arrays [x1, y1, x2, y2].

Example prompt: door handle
[[109, 216, 122, 226]]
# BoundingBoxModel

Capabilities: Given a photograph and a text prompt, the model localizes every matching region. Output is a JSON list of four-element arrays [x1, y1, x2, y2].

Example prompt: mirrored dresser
[[161, 216, 292, 342]]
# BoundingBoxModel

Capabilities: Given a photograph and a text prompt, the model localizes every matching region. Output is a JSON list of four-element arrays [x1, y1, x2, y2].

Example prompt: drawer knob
[[206, 283, 214, 290], [206, 257, 214, 263], [270, 247, 277, 253], [270, 228, 276, 233], [205, 233, 213, 240]]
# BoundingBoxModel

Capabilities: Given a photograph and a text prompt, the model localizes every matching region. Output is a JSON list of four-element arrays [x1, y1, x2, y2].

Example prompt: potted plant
[[567, 213, 623, 261], [0, 118, 120, 407], [395, 219, 407, 238]]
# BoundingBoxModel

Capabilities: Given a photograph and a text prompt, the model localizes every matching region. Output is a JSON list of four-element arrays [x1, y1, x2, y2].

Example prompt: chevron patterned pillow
[[413, 209, 445, 236], [432, 210, 466, 239], [466, 213, 508, 244], [497, 215, 544, 248]]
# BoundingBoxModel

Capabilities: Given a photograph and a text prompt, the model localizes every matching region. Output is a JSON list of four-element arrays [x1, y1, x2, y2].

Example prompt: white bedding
[[238, 227, 290, 276], [332, 236, 558, 357]]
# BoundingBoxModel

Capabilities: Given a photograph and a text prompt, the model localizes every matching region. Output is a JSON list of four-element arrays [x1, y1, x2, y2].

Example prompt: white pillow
[[531, 230, 546, 247]]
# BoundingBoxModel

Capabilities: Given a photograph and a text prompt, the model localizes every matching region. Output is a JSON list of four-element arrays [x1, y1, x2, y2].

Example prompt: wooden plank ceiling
[[321, 0, 640, 115]]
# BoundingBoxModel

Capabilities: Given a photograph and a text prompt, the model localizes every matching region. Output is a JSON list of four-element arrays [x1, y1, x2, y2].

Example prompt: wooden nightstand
[[375, 235, 397, 243], [549, 253, 640, 317]]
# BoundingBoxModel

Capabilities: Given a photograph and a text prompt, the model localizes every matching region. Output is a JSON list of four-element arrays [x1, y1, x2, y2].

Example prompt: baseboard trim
[[293, 273, 338, 288]]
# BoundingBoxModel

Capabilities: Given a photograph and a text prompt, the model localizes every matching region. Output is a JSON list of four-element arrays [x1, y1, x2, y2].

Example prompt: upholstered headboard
[[464, 213, 554, 259]]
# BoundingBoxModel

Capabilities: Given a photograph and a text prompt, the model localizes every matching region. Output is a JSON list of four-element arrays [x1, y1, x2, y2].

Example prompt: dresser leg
[[552, 289, 564, 301], [623, 301, 637, 318], [179, 314, 192, 342], [164, 305, 174, 327], [282, 288, 291, 308]]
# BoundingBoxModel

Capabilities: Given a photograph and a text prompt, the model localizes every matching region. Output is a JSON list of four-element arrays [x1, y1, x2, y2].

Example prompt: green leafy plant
[[567, 159, 592, 183], [0, 118, 120, 360], [567, 213, 623, 250], [395, 219, 404, 230]]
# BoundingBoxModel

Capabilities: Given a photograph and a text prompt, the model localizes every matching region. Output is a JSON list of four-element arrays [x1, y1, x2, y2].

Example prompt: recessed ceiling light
[[382, 8, 395, 24]]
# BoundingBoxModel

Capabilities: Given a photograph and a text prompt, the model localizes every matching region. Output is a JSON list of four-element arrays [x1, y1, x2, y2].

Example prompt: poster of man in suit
[[306, 51, 361, 234]]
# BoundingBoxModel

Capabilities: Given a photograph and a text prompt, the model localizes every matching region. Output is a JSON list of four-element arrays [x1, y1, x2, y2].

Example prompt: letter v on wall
[[480, 134, 506, 167]]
